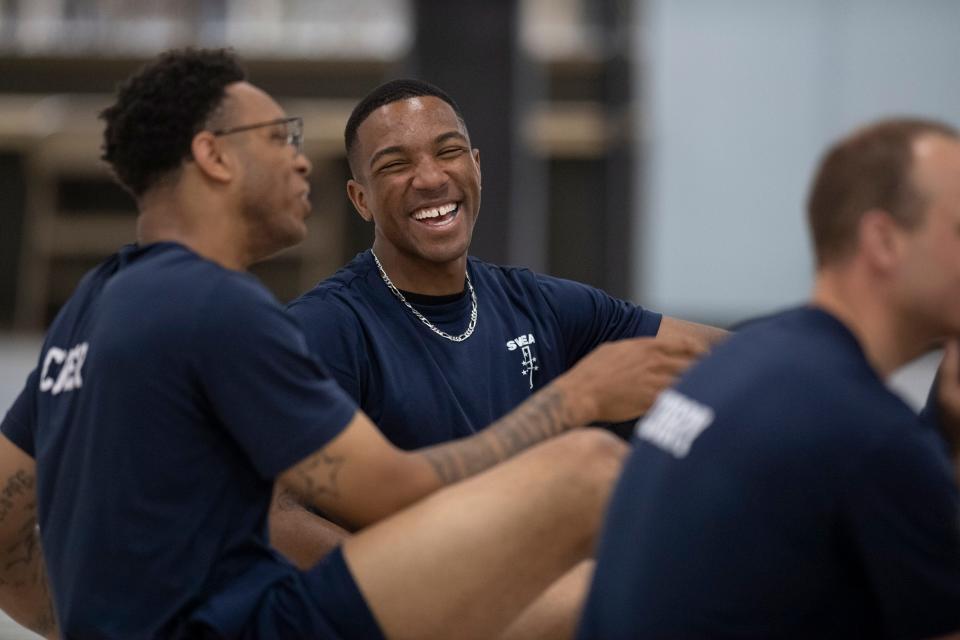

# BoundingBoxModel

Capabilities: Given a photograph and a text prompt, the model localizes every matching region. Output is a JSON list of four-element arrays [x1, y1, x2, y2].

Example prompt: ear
[[859, 209, 905, 272], [473, 148, 482, 188], [190, 131, 233, 184], [346, 179, 374, 223]]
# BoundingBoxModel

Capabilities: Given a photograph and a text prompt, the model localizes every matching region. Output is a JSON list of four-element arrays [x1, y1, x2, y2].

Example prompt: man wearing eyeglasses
[[0, 48, 697, 639]]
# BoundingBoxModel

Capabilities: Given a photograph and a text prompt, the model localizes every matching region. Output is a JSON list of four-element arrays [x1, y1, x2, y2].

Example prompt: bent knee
[[554, 428, 628, 464], [543, 429, 628, 486]]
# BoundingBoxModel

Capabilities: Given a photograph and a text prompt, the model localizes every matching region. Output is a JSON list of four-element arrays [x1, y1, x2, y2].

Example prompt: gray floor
[[0, 336, 944, 637]]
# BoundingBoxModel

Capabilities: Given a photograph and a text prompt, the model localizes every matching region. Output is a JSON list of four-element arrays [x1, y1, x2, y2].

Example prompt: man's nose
[[411, 157, 447, 190], [295, 152, 312, 178]]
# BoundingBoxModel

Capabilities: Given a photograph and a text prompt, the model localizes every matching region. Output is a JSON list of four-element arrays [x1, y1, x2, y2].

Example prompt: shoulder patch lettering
[[636, 389, 714, 458], [39, 342, 89, 395]]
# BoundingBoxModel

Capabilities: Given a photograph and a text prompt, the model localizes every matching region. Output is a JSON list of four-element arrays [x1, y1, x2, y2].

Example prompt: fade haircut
[[100, 48, 246, 198], [807, 117, 959, 266], [344, 78, 467, 178]]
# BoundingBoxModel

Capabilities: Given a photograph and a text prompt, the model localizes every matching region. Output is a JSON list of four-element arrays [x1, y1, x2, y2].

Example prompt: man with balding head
[[580, 118, 960, 639]]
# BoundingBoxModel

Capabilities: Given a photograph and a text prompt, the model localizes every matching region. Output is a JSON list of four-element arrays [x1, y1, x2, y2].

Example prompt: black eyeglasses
[[211, 116, 303, 154]]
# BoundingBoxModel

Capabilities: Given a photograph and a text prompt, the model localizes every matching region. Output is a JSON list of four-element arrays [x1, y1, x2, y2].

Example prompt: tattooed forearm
[[293, 450, 345, 503], [421, 433, 500, 485], [3, 519, 39, 577], [487, 387, 569, 458], [27, 551, 56, 638], [0, 467, 58, 638], [419, 386, 573, 485], [0, 471, 34, 525], [420, 448, 459, 485]]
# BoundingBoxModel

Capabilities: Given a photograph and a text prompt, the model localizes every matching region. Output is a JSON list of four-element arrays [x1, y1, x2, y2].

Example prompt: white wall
[[635, 0, 960, 325]]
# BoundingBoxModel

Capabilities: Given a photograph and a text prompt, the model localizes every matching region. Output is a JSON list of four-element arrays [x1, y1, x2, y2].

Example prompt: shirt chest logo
[[39, 342, 88, 395], [506, 333, 538, 389]]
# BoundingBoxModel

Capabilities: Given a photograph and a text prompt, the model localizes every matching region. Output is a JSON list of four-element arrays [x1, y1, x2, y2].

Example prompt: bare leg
[[343, 429, 626, 640], [499, 560, 594, 640]]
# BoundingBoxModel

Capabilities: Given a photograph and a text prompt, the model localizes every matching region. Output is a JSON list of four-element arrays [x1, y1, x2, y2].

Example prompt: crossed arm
[[270, 388, 573, 564], [0, 436, 57, 639], [658, 315, 729, 348], [277, 384, 577, 532], [273, 335, 707, 563]]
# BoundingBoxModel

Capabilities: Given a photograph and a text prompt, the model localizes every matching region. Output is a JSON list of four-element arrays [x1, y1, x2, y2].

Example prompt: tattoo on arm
[[421, 435, 500, 485], [420, 447, 459, 484], [273, 488, 302, 512], [0, 470, 34, 525], [3, 520, 39, 578], [419, 386, 571, 485], [488, 387, 568, 457], [0, 468, 58, 637], [293, 450, 345, 504], [28, 549, 55, 637]]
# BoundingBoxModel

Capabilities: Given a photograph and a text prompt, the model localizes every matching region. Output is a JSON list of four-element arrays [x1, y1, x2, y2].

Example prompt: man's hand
[[556, 335, 709, 425], [935, 339, 960, 457], [279, 336, 708, 528]]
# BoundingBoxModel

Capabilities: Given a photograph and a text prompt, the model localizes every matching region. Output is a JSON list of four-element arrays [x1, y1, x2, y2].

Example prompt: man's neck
[[136, 193, 251, 272], [811, 269, 933, 378], [371, 245, 467, 296]]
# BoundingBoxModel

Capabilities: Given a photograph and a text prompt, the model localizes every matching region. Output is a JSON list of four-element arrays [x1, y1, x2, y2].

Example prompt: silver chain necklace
[[371, 251, 478, 342]]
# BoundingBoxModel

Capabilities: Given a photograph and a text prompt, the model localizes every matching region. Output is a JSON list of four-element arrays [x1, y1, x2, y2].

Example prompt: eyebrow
[[369, 145, 404, 169], [435, 131, 469, 145], [368, 130, 470, 169]]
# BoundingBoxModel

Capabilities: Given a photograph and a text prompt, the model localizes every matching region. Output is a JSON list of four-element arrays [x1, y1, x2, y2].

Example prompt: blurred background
[[0, 0, 955, 634]]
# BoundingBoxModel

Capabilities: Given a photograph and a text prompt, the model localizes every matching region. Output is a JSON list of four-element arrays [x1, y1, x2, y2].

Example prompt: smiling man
[[0, 50, 706, 639], [288, 79, 724, 453], [280, 80, 724, 570]]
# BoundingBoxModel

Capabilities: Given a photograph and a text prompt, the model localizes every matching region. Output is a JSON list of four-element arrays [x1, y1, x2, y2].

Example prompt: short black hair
[[344, 78, 466, 175], [100, 48, 246, 198]]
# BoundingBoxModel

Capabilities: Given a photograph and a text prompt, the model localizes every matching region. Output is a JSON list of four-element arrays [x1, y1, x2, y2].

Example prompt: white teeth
[[413, 203, 457, 220]]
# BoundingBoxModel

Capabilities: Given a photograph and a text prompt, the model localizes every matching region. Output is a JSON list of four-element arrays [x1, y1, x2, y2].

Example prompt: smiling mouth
[[299, 190, 312, 214], [412, 202, 460, 226]]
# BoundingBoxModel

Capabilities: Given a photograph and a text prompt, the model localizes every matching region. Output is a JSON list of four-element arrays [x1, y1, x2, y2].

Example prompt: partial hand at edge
[[555, 335, 709, 425]]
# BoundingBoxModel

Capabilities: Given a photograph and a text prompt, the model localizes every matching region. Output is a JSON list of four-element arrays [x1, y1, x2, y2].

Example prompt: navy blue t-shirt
[[580, 307, 960, 639], [0, 243, 358, 637], [287, 250, 661, 449]]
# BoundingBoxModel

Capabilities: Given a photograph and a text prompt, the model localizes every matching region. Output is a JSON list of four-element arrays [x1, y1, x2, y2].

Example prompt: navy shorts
[[182, 546, 385, 639], [302, 545, 385, 639]]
